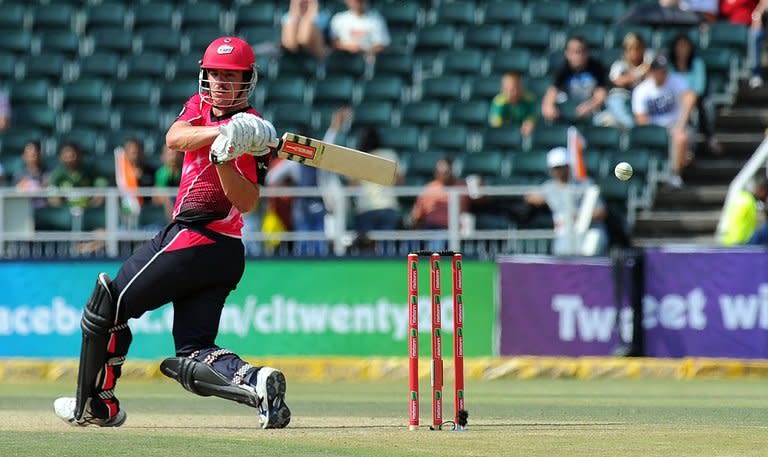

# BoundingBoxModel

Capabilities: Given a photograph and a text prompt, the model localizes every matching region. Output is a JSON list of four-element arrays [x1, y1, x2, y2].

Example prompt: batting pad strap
[[232, 363, 254, 385], [159, 357, 260, 409]]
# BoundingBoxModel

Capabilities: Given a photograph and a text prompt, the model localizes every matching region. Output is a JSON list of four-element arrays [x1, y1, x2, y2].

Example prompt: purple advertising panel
[[644, 247, 768, 358], [499, 256, 629, 356]]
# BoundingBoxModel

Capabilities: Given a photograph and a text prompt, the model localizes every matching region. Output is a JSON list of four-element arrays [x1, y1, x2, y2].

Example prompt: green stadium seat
[[707, 22, 748, 52], [611, 25, 653, 49], [35, 206, 73, 231], [353, 102, 394, 126], [420, 76, 464, 101], [88, 155, 116, 185], [511, 151, 549, 179], [180, 2, 223, 29], [626, 125, 668, 159], [138, 27, 183, 54], [120, 105, 163, 131], [592, 47, 623, 70], [270, 103, 313, 131], [160, 80, 199, 107], [8, 79, 51, 106], [490, 49, 532, 75], [441, 49, 484, 76], [325, 52, 367, 78], [526, 76, 552, 99], [68, 105, 115, 130], [78, 52, 121, 79], [187, 27, 227, 56], [401, 101, 442, 126], [105, 129, 148, 154], [581, 149, 604, 178], [415, 25, 457, 55], [469, 75, 501, 101], [234, 3, 276, 28], [460, 150, 505, 178], [14, 104, 57, 133], [700, 47, 735, 95], [378, 126, 421, 152], [405, 150, 445, 179], [556, 99, 593, 125], [263, 77, 307, 104], [435, 1, 477, 25], [425, 126, 469, 152], [597, 176, 636, 204], [125, 52, 170, 79], [510, 24, 552, 52], [380, 3, 421, 28], [387, 28, 413, 51], [139, 203, 170, 228], [655, 27, 702, 49], [31, 4, 74, 31], [585, 2, 627, 25], [361, 76, 404, 102], [276, 52, 318, 78], [374, 51, 414, 78], [313, 77, 355, 106], [529, 0, 570, 26], [0, 4, 26, 31], [0, 129, 45, 157], [84, 3, 127, 31], [112, 79, 156, 107], [464, 25, 505, 50], [0, 53, 17, 80], [39, 31, 81, 57], [447, 101, 489, 127], [482, 128, 522, 152], [133, 3, 176, 30], [58, 128, 105, 156], [0, 30, 32, 54], [530, 124, 569, 151], [82, 207, 107, 231], [481, 1, 523, 25], [567, 24, 608, 49], [90, 28, 134, 54], [582, 126, 622, 153], [238, 26, 281, 46], [173, 55, 204, 78]]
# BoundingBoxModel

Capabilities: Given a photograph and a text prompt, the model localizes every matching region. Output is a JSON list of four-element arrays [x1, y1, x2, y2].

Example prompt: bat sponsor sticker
[[282, 141, 317, 160]]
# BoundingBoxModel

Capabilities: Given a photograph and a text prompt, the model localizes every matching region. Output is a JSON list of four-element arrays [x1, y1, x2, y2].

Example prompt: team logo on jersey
[[217, 44, 234, 54]]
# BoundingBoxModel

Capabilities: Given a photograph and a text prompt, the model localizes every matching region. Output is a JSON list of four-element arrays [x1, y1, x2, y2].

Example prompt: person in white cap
[[525, 147, 608, 255]]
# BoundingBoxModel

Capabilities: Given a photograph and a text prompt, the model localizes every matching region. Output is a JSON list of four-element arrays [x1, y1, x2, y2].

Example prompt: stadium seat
[[481, 1, 523, 25], [700, 47, 735, 94], [0, 53, 17, 80], [58, 128, 105, 156], [120, 105, 163, 131], [414, 25, 457, 55], [275, 52, 318, 78], [31, 4, 74, 31], [139, 203, 170, 228], [84, 3, 127, 31], [490, 49, 532, 75], [238, 26, 281, 47], [124, 52, 170, 80], [68, 105, 115, 130], [160, 80, 199, 107], [528, 0, 570, 26], [464, 25, 505, 50], [35, 206, 73, 231], [14, 104, 57, 133], [420, 76, 464, 101], [263, 77, 307, 104], [610, 149, 650, 178], [8, 79, 51, 106], [173, 55, 203, 78], [137, 27, 183, 55], [0, 129, 45, 157], [378, 126, 421, 152], [441, 49, 484, 76], [581, 149, 604, 178], [460, 150, 506, 178], [405, 150, 445, 179], [312, 77, 355, 106], [387, 28, 413, 51], [270, 103, 313, 131], [234, 3, 277, 28], [0, 30, 32, 54], [353, 102, 394, 126], [610, 25, 653, 49], [0, 4, 26, 31], [90, 27, 134, 55], [530, 124, 569, 151], [526, 76, 552, 99], [361, 76, 404, 102], [133, 3, 176, 30], [78, 52, 121, 79], [325, 52, 367, 78], [82, 207, 107, 231], [655, 27, 702, 49], [481, 128, 523, 152], [112, 79, 156, 107], [179, 2, 223, 29], [707, 22, 748, 52], [187, 27, 226, 56], [380, 2, 421, 29], [510, 25, 552, 52], [468, 75, 501, 101], [626, 125, 668, 159], [401, 101, 442, 126], [425, 126, 469, 152], [39, 31, 81, 57], [374, 51, 415, 78], [105, 129, 149, 155], [87, 155, 116, 185], [597, 176, 636, 205], [592, 47, 623, 71], [511, 151, 550, 179], [585, 2, 627, 25], [556, 99, 593, 125], [435, 1, 477, 26], [567, 24, 608, 50], [447, 101, 490, 127], [582, 126, 622, 153]]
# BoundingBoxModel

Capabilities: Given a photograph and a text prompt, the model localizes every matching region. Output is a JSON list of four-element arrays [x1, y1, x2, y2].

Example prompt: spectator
[[605, 33, 652, 129], [720, 0, 767, 88], [352, 126, 402, 233], [330, 0, 390, 56], [632, 54, 697, 188], [0, 90, 9, 132], [121, 137, 155, 188], [668, 33, 722, 153], [489, 72, 538, 136], [524, 147, 608, 256], [542, 36, 608, 124], [411, 158, 469, 230], [721, 175, 768, 244], [48, 142, 109, 208], [281, 0, 330, 59], [152, 144, 183, 213], [14, 140, 48, 197]]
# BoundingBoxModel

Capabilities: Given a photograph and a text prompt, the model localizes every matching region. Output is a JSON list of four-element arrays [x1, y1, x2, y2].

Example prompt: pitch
[[1, 378, 767, 457]]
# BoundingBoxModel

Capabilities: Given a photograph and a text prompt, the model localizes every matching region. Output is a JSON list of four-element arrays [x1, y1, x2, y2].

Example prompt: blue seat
[[263, 77, 307, 104], [179, 2, 223, 29], [415, 25, 457, 55], [84, 3, 127, 31], [708, 22, 748, 53], [234, 3, 276, 28], [137, 27, 183, 55], [68, 105, 115, 130], [461, 151, 506, 179], [22, 54, 67, 80], [79, 52, 121, 78], [468, 75, 501, 101], [361, 76, 404, 102], [35, 206, 73, 231], [490, 49, 532, 75], [39, 31, 81, 57], [374, 51, 414, 78], [124, 52, 170, 79], [14, 104, 58, 133], [187, 27, 227, 56], [378, 126, 421, 152], [482, 128, 522, 152], [528, 1, 570, 26], [237, 26, 280, 46], [567, 24, 608, 50], [447, 101, 489, 127], [8, 79, 51, 106], [269, 102, 313, 131], [0, 52, 17, 80], [435, 1, 477, 26], [380, 3, 421, 29], [325, 52, 366, 78], [0, 31, 32, 54], [530, 124, 569, 151], [90, 27, 134, 55], [425, 126, 469, 152], [31, 4, 75, 31], [585, 2, 627, 25], [420, 76, 464, 101], [464, 25, 505, 50], [112, 79, 156, 107], [401, 101, 442, 126], [441, 49, 484, 76], [133, 3, 176, 30], [59, 128, 105, 156], [510, 24, 552, 52], [312, 77, 355, 106], [353, 102, 394, 126], [0, 4, 26, 31], [481, 1, 523, 25], [120, 105, 163, 131], [160, 80, 199, 107]]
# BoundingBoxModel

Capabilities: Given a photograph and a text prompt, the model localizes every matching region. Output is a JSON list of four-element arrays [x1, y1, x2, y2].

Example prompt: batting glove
[[227, 113, 277, 156], [209, 134, 242, 164]]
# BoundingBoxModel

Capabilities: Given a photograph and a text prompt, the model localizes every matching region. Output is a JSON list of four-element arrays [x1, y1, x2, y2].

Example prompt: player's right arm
[[165, 121, 220, 152]]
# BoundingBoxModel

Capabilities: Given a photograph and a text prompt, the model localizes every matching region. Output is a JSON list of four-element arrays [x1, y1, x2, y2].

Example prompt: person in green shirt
[[489, 71, 537, 136], [721, 175, 768, 245], [48, 142, 108, 208], [152, 144, 184, 218]]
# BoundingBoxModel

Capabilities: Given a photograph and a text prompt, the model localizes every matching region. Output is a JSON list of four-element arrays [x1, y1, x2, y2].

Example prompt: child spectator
[[489, 72, 538, 136], [606, 33, 652, 129]]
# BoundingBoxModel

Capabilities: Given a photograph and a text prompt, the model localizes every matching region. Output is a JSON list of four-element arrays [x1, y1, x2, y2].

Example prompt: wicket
[[408, 250, 467, 431]]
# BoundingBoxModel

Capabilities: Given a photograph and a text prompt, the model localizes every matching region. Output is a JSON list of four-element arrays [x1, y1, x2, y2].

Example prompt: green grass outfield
[[1, 379, 767, 457]]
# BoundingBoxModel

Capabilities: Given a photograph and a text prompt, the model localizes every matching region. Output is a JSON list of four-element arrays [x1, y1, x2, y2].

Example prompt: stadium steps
[[634, 210, 721, 237], [652, 185, 728, 210]]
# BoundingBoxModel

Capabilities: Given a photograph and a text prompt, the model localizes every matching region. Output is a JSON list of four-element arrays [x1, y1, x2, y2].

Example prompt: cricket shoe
[[253, 367, 291, 429], [53, 397, 127, 427]]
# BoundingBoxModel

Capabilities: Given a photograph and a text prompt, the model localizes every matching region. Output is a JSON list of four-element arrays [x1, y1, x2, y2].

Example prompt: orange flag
[[114, 148, 141, 214], [567, 126, 587, 181]]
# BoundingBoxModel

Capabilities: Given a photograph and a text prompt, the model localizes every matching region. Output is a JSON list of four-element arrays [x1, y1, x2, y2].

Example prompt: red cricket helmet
[[198, 37, 258, 108]]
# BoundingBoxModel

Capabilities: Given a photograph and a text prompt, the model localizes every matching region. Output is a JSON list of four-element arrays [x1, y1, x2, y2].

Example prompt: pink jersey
[[172, 93, 264, 238]]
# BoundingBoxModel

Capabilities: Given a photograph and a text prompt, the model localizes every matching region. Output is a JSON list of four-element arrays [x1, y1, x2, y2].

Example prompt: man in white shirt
[[632, 54, 697, 188], [330, 0, 390, 55]]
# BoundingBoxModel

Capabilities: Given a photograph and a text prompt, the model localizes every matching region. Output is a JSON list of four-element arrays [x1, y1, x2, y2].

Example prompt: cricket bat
[[268, 132, 397, 186]]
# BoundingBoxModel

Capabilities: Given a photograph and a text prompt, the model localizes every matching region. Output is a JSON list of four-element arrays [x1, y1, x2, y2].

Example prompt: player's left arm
[[215, 161, 261, 213]]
